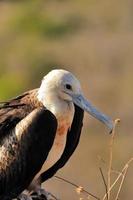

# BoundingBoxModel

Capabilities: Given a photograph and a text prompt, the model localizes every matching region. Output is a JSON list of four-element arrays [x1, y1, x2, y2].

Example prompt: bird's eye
[[65, 84, 72, 90]]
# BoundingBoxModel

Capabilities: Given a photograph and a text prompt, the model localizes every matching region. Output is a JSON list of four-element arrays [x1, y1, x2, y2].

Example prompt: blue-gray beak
[[72, 94, 114, 133]]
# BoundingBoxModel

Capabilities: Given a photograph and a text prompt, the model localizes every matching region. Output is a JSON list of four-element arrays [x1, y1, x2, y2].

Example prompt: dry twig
[[103, 157, 133, 200], [107, 119, 120, 200], [114, 165, 128, 200], [99, 167, 108, 200], [54, 175, 100, 200]]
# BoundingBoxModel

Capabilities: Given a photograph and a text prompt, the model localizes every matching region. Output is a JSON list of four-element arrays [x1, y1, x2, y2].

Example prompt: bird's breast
[[41, 116, 72, 171], [35, 104, 74, 179]]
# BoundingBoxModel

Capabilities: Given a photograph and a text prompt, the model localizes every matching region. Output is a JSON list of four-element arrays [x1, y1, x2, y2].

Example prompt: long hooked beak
[[72, 94, 114, 133]]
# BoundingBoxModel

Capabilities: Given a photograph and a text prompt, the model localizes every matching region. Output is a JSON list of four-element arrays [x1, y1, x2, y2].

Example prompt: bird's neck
[[38, 91, 74, 119], [46, 96, 74, 118]]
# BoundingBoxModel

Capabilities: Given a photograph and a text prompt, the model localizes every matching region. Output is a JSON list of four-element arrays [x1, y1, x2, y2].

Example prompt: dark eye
[[65, 84, 72, 90]]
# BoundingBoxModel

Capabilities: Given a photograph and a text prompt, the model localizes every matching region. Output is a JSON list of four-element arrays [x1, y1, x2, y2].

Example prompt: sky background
[[0, 0, 133, 199]]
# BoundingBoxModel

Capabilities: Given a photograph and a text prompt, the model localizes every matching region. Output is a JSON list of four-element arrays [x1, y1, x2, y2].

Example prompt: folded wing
[[0, 90, 57, 200]]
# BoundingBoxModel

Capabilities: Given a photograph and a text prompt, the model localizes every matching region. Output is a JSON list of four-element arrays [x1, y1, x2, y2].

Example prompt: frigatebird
[[0, 69, 113, 200]]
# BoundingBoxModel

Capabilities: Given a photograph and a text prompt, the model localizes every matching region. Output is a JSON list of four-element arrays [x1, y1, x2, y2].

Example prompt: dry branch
[[99, 167, 108, 200], [54, 175, 100, 200], [102, 157, 133, 200], [107, 119, 120, 200]]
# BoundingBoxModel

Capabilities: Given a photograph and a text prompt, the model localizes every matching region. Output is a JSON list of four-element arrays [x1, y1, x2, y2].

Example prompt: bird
[[0, 69, 113, 200]]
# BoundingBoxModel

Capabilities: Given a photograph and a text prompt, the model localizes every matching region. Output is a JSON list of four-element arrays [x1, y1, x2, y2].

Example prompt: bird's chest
[[34, 119, 71, 182], [42, 115, 73, 172], [33, 102, 75, 183]]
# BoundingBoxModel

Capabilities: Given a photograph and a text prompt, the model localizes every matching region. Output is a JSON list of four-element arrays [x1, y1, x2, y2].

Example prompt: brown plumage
[[0, 89, 58, 199]]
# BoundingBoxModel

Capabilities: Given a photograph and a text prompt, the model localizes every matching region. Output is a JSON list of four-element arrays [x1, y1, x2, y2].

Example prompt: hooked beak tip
[[109, 127, 113, 134], [104, 118, 114, 134]]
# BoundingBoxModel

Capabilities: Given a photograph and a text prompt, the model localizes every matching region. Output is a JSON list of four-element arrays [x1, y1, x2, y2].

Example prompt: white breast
[[34, 103, 74, 180], [42, 119, 69, 171]]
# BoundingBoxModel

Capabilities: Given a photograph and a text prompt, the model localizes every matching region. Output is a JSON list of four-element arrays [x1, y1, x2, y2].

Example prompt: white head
[[38, 69, 113, 132], [38, 69, 82, 103]]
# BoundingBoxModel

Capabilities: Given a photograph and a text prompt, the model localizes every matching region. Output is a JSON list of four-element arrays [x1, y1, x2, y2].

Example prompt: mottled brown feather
[[0, 89, 42, 122], [0, 89, 43, 144], [0, 90, 58, 199]]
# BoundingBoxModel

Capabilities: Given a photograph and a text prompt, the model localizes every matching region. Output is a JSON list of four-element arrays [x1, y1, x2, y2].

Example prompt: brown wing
[[0, 89, 42, 143], [0, 89, 58, 199]]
